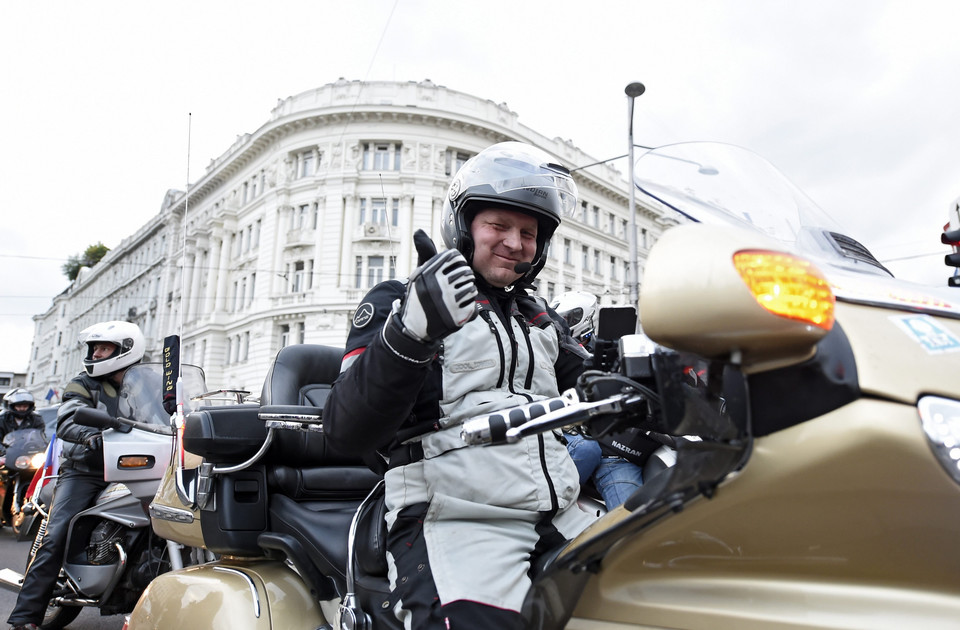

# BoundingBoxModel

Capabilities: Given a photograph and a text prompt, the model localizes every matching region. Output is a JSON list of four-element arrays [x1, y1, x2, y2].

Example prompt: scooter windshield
[[118, 363, 206, 426]]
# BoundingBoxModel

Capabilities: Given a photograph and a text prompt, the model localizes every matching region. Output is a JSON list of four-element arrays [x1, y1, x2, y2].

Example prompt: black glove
[[84, 434, 103, 452], [399, 230, 478, 343]]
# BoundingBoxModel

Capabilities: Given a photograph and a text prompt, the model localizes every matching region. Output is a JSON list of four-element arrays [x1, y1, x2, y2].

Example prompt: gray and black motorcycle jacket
[[57, 372, 122, 473], [324, 277, 589, 466]]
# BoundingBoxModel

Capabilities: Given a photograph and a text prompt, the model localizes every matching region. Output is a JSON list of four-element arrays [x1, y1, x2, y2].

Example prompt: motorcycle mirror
[[597, 306, 637, 341], [73, 407, 124, 431]]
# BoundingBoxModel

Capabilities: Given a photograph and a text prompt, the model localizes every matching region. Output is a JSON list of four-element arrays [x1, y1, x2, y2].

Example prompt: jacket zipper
[[479, 310, 506, 388]]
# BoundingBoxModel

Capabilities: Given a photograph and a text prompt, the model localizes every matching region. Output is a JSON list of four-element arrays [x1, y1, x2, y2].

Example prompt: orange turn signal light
[[733, 250, 835, 330], [118, 455, 154, 469]]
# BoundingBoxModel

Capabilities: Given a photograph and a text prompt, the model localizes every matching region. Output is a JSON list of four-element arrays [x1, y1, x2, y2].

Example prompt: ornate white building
[[27, 79, 673, 397]]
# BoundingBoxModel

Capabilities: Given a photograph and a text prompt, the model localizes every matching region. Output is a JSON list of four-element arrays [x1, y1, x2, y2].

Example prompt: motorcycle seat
[[269, 492, 361, 584]]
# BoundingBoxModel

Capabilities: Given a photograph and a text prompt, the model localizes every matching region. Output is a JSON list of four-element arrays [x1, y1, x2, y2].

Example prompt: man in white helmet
[[324, 142, 596, 629], [7, 321, 144, 630]]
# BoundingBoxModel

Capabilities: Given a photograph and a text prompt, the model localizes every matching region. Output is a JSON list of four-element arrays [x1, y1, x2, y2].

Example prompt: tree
[[62, 242, 110, 281]]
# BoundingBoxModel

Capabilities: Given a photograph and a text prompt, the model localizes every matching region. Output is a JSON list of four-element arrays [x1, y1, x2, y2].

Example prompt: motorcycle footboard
[[0, 568, 24, 594]]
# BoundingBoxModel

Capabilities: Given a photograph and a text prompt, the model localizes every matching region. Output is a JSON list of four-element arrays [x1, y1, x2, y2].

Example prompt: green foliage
[[62, 242, 110, 281]]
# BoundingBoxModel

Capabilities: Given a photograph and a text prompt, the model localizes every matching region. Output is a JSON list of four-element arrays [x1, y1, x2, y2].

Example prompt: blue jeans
[[564, 432, 601, 484], [565, 433, 644, 508], [593, 457, 644, 509]]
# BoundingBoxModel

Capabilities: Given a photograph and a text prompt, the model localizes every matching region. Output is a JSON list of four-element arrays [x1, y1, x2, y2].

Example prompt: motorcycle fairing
[[522, 355, 753, 628]]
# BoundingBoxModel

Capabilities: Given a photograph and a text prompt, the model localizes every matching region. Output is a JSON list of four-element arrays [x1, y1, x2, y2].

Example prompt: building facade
[[27, 79, 674, 398]]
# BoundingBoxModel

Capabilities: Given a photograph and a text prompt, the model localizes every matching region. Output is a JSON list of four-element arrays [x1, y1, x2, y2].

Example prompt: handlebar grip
[[461, 396, 573, 445]]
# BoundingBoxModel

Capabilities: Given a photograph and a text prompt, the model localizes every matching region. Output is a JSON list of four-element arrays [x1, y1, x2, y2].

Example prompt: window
[[582, 246, 589, 271], [359, 197, 400, 226], [363, 142, 401, 171], [355, 255, 393, 288], [591, 206, 599, 228], [593, 249, 600, 274], [547, 282, 556, 303], [610, 255, 617, 279], [292, 261, 308, 293], [445, 149, 471, 176], [296, 204, 311, 230], [641, 228, 649, 249], [299, 149, 316, 178], [564, 239, 572, 265], [0, 377, 9, 387], [368, 256, 385, 287], [248, 273, 256, 306], [253, 220, 262, 249], [279, 325, 290, 348], [608, 213, 616, 234], [580, 201, 589, 223], [371, 198, 387, 224]]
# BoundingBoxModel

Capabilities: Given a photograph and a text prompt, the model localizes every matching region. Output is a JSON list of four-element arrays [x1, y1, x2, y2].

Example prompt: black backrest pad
[[260, 344, 344, 406]]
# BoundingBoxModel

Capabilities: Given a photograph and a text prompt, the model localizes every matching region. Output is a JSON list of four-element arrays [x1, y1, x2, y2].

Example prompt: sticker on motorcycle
[[891, 315, 960, 354]]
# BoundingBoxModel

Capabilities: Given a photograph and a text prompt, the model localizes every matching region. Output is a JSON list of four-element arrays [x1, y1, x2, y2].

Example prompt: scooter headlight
[[918, 396, 960, 484]]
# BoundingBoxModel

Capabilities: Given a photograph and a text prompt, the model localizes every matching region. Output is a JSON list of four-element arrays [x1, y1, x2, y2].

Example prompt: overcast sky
[[2, 0, 958, 374]]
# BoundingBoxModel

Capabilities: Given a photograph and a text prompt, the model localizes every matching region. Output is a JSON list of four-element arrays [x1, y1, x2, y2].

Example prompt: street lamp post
[[625, 81, 646, 308]]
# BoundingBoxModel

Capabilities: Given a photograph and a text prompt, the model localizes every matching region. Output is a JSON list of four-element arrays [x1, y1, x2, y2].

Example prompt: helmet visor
[[487, 171, 579, 219]]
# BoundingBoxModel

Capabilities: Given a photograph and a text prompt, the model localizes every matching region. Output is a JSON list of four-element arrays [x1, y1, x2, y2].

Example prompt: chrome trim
[[149, 502, 195, 524], [213, 566, 261, 618]]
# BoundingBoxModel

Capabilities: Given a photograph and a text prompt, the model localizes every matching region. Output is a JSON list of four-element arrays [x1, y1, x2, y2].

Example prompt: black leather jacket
[[57, 373, 122, 473], [0, 410, 44, 441]]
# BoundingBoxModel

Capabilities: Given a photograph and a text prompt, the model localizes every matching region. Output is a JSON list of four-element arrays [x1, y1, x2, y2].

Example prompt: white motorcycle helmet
[[551, 291, 599, 342], [79, 321, 145, 378], [441, 141, 578, 283], [4, 388, 35, 419]]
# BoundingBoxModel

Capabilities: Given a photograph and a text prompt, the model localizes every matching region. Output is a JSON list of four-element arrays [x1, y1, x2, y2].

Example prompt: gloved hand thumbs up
[[400, 244, 478, 343], [414, 229, 438, 266]]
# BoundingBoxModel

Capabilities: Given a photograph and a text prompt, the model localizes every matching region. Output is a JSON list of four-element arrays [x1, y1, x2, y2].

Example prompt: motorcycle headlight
[[918, 396, 960, 484], [29, 452, 46, 470], [14, 455, 31, 470]]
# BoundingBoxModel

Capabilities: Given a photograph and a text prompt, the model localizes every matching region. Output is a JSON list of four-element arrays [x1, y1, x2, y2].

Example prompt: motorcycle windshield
[[633, 142, 960, 317], [1, 428, 47, 452], [118, 363, 207, 426]]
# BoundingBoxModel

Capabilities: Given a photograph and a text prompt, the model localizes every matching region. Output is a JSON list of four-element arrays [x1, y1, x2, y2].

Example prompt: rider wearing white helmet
[[8, 321, 144, 630]]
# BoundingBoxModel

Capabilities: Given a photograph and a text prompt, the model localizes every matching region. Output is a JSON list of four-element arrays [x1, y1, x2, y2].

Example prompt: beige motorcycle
[[130, 142, 960, 629]]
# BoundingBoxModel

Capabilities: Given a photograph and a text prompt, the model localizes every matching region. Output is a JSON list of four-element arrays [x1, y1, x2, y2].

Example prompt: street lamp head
[[625, 82, 646, 98]]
